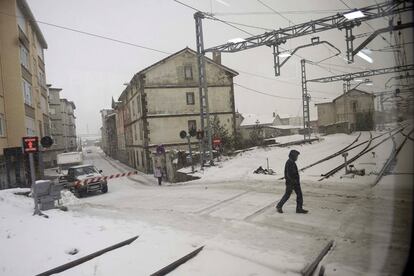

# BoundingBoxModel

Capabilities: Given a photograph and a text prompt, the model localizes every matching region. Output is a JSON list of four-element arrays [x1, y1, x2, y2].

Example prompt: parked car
[[66, 164, 108, 197], [86, 149, 93, 154]]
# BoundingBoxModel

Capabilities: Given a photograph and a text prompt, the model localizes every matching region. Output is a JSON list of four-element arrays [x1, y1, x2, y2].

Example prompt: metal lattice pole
[[301, 59, 311, 140], [194, 12, 213, 166]]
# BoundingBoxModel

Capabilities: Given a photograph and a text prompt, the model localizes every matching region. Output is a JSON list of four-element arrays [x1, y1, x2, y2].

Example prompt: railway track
[[299, 132, 362, 173], [319, 127, 406, 181], [278, 128, 402, 181], [372, 128, 414, 186]]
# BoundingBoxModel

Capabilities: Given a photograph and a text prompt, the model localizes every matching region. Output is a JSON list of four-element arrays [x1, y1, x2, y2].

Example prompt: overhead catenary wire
[[172, 0, 255, 35], [0, 11, 172, 55], [234, 83, 328, 100], [213, 9, 350, 16], [236, 69, 340, 96]]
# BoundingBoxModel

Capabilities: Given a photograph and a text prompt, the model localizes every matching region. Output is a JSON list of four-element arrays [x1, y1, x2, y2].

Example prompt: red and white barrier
[[74, 171, 138, 187]]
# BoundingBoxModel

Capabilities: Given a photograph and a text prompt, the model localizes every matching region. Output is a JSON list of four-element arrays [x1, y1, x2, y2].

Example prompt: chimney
[[213, 51, 221, 64], [273, 112, 276, 118]]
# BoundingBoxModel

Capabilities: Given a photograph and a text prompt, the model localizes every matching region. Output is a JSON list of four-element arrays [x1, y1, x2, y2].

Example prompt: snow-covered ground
[[0, 127, 412, 275]]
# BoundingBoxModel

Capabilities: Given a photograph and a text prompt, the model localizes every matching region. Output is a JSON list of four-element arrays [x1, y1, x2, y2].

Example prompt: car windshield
[[73, 166, 98, 176]]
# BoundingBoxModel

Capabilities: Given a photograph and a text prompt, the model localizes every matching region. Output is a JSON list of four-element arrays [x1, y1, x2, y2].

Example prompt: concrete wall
[[316, 103, 335, 126]]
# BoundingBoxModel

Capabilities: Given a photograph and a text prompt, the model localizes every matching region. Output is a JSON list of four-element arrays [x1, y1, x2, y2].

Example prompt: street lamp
[[343, 10, 365, 20]]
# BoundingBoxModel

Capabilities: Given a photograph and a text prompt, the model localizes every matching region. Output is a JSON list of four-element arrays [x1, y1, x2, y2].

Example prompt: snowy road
[[0, 132, 412, 275]]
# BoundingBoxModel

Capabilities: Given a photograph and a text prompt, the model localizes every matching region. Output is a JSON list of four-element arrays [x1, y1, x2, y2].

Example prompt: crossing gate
[[74, 171, 138, 187]]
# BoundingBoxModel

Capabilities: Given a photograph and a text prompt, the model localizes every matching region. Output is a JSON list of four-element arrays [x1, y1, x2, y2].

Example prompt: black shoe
[[276, 206, 283, 213], [296, 208, 309, 214]]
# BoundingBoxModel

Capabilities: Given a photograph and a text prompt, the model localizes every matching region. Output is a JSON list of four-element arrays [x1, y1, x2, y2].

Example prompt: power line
[[234, 83, 328, 100], [256, 0, 293, 25], [172, 0, 255, 35], [236, 69, 338, 96], [213, 9, 349, 16], [0, 11, 172, 55], [235, 83, 301, 100]]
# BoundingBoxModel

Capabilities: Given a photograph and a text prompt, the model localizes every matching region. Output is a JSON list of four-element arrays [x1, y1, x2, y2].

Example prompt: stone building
[[100, 109, 116, 157], [316, 89, 375, 133], [47, 87, 77, 166], [113, 98, 127, 163], [116, 47, 238, 173], [0, 0, 50, 188], [100, 109, 117, 158]]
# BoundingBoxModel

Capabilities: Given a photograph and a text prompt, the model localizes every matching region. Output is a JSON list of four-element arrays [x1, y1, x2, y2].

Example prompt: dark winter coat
[[284, 150, 300, 185]]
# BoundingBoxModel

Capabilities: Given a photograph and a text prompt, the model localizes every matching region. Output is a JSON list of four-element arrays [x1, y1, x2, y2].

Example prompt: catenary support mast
[[195, 12, 213, 166]]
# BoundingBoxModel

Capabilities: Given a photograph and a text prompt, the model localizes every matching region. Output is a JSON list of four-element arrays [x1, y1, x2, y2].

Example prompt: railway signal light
[[22, 136, 39, 153]]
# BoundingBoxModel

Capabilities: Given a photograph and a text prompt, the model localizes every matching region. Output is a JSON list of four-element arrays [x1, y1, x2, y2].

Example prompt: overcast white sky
[[27, 0, 413, 135]]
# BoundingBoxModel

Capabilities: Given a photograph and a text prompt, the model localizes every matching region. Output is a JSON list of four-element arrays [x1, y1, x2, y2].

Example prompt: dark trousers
[[277, 183, 303, 210], [157, 177, 162, 185]]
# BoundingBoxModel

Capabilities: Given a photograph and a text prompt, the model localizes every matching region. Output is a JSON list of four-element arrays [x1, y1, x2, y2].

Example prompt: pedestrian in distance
[[154, 166, 163, 186], [276, 150, 309, 214]]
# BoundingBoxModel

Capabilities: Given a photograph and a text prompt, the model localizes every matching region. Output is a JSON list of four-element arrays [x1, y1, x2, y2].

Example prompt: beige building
[[60, 98, 77, 151], [0, 0, 50, 188], [316, 89, 375, 133], [113, 98, 127, 164], [47, 87, 77, 166], [116, 47, 237, 173]]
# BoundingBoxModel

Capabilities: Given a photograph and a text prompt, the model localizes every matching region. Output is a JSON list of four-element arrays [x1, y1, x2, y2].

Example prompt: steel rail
[[372, 129, 414, 186], [319, 131, 374, 180], [150, 246, 204, 276], [319, 127, 406, 180]]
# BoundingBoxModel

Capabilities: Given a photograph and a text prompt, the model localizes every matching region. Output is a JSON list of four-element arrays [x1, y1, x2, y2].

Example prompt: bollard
[[342, 152, 349, 174]]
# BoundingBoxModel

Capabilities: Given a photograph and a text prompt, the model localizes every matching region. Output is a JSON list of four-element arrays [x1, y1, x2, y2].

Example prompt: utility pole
[[194, 12, 213, 166], [301, 59, 311, 140], [342, 80, 351, 132]]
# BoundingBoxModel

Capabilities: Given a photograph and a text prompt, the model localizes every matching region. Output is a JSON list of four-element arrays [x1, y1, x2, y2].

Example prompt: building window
[[19, 45, 30, 70], [188, 120, 197, 132], [0, 114, 6, 136], [38, 70, 46, 88], [22, 79, 32, 106], [25, 116, 36, 136], [184, 65, 193, 80], [139, 122, 143, 140], [16, 5, 27, 34], [352, 101, 358, 112], [131, 99, 136, 116], [134, 124, 138, 141], [137, 96, 141, 115], [36, 39, 44, 61], [186, 92, 195, 105]]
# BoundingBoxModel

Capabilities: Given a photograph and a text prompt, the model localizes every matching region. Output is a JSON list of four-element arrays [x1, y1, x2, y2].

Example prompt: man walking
[[276, 150, 308, 214]]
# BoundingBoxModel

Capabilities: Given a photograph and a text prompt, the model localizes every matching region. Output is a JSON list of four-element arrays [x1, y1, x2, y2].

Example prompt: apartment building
[[117, 47, 237, 173], [100, 109, 116, 157], [47, 87, 77, 166], [0, 0, 50, 188]]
